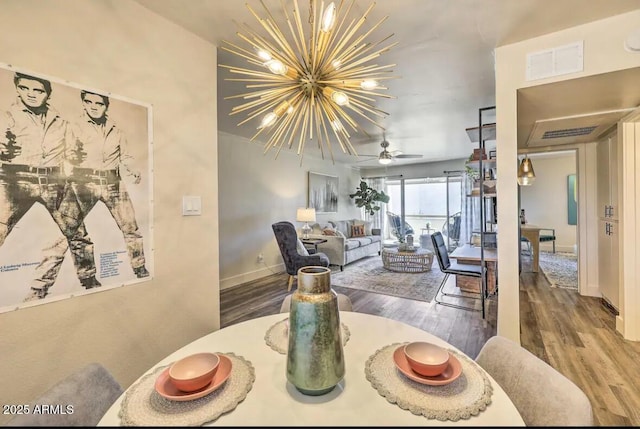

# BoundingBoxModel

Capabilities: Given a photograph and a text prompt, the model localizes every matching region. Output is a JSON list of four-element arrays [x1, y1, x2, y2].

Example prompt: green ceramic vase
[[286, 266, 345, 396]]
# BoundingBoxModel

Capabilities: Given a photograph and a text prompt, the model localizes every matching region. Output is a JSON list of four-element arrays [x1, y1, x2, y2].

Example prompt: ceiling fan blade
[[394, 154, 423, 158], [355, 154, 379, 158]]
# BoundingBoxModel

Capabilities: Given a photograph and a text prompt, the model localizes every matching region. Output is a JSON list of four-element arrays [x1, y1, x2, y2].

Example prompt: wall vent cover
[[526, 41, 583, 81]]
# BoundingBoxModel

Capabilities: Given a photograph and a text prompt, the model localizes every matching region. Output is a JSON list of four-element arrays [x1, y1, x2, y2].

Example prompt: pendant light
[[517, 155, 536, 186]]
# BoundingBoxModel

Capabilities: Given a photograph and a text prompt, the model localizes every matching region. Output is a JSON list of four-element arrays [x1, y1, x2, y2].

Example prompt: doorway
[[518, 150, 579, 291]]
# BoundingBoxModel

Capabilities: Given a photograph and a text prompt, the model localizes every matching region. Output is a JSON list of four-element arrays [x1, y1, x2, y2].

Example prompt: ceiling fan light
[[378, 151, 393, 164]]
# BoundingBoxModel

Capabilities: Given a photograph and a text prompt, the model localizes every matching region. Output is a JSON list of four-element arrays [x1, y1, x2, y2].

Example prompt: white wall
[[520, 152, 577, 253], [0, 1, 219, 422], [495, 9, 640, 342], [218, 131, 362, 289]]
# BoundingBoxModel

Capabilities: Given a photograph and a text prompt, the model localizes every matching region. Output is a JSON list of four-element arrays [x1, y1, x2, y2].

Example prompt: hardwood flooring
[[220, 261, 640, 426]]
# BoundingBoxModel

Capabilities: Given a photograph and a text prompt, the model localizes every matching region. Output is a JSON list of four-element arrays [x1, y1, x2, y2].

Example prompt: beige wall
[[0, 1, 219, 422], [496, 9, 640, 342], [520, 152, 577, 253], [218, 131, 363, 289]]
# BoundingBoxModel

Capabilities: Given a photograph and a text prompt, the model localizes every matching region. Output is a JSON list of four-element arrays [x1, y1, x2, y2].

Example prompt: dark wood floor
[[221, 260, 640, 426]]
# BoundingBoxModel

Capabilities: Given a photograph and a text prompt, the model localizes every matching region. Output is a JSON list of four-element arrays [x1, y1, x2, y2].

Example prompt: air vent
[[526, 41, 583, 81], [525, 108, 636, 147], [542, 126, 598, 139]]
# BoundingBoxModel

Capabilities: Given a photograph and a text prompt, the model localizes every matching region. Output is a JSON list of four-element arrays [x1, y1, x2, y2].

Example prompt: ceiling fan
[[357, 134, 423, 164]]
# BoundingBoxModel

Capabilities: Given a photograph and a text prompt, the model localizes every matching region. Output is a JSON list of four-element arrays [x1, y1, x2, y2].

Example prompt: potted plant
[[349, 180, 390, 216]]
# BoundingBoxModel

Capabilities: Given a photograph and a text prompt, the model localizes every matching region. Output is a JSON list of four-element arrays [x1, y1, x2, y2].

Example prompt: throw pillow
[[353, 220, 373, 236], [322, 228, 338, 236], [351, 224, 365, 237], [331, 220, 352, 238], [296, 239, 310, 256]]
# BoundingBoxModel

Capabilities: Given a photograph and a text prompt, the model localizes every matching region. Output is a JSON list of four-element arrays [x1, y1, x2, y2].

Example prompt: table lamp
[[296, 208, 316, 239]]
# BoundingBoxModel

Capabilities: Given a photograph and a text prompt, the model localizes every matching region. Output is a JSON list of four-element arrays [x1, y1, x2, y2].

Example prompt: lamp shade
[[517, 156, 536, 186], [296, 208, 316, 222]]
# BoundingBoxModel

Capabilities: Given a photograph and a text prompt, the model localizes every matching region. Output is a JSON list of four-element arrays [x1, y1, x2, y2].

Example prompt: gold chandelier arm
[[292, 0, 311, 67], [324, 2, 376, 67]]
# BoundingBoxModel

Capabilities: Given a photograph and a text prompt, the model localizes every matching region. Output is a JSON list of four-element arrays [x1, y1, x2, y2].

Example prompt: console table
[[381, 247, 434, 273]]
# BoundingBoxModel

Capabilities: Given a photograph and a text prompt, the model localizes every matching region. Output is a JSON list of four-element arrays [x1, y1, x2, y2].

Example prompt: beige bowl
[[169, 352, 220, 392], [403, 342, 450, 377]]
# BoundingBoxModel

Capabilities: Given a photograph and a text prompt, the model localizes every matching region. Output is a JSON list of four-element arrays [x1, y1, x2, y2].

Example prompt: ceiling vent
[[542, 126, 598, 139], [526, 108, 636, 147]]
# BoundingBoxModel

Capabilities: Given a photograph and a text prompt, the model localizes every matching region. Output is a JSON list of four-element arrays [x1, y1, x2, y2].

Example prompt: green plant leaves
[[349, 180, 390, 216]]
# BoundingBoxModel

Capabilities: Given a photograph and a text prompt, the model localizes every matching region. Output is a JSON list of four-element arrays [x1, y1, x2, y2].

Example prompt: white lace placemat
[[365, 342, 493, 422], [264, 317, 351, 354], [118, 352, 255, 426]]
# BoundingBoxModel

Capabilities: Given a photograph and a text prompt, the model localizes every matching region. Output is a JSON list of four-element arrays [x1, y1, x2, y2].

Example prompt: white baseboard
[[220, 264, 285, 290]]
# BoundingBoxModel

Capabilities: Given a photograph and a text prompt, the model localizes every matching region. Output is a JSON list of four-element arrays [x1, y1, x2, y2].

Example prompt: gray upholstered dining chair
[[280, 292, 353, 313], [272, 221, 330, 291], [475, 336, 593, 426], [7, 362, 123, 426]]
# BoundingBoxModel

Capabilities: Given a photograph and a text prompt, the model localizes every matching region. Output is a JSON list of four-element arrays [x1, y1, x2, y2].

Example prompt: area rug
[[329, 255, 444, 302], [539, 251, 578, 289]]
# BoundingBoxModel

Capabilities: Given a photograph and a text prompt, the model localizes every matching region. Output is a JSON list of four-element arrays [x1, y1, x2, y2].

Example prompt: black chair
[[272, 221, 330, 291], [431, 231, 486, 318]]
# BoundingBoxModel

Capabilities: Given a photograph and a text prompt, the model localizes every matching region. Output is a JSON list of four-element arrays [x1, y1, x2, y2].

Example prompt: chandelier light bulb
[[321, 2, 337, 32], [266, 59, 288, 75], [324, 87, 349, 106], [258, 112, 278, 129], [360, 79, 379, 90], [255, 48, 273, 61], [330, 119, 342, 131], [332, 59, 342, 70]]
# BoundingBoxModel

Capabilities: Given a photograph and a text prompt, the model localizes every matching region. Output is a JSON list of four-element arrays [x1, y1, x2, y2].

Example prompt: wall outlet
[[257, 254, 264, 263]]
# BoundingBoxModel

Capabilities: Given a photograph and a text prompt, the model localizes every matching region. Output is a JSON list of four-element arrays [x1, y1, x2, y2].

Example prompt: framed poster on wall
[[308, 171, 338, 213], [0, 62, 154, 313]]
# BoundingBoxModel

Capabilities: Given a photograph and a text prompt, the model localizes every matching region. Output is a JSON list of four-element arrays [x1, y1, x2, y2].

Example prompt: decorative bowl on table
[[403, 342, 450, 377], [168, 352, 220, 392]]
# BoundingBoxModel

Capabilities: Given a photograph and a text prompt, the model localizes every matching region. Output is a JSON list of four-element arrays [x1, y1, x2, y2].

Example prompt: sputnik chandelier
[[220, 0, 397, 163]]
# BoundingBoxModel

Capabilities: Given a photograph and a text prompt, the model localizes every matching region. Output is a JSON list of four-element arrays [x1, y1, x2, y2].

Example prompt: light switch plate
[[182, 196, 202, 216]]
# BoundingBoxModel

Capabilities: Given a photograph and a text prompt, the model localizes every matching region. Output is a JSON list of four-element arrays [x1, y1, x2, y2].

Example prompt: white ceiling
[[135, 0, 640, 168]]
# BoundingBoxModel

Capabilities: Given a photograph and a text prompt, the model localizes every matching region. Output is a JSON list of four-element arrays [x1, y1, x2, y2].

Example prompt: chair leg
[[435, 273, 484, 314], [287, 275, 295, 292], [553, 240, 556, 253]]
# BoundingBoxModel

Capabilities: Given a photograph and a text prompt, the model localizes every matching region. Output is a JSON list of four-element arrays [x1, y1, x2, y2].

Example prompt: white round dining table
[[99, 312, 524, 426]]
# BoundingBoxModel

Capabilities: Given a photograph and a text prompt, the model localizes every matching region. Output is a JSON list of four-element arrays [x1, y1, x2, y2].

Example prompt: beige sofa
[[306, 219, 381, 270]]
